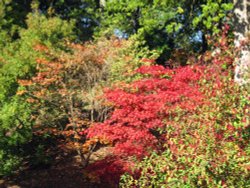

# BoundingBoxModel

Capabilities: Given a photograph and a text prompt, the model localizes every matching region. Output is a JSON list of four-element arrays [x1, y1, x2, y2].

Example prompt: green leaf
[[177, 7, 184, 14]]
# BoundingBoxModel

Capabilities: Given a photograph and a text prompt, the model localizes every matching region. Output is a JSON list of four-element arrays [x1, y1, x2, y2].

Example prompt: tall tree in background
[[0, 0, 100, 41], [36, 0, 101, 40], [0, 0, 32, 40], [96, 0, 234, 63], [234, 0, 250, 84]]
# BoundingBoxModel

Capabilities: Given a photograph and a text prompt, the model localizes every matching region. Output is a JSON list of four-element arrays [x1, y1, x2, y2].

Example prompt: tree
[[0, 10, 75, 176], [17, 35, 158, 168], [96, 0, 233, 63], [0, 0, 100, 42], [0, 0, 32, 41], [35, 0, 101, 41], [233, 0, 250, 84]]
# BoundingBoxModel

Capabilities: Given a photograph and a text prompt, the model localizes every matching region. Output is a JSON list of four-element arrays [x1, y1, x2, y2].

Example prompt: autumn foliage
[[4, 20, 249, 187], [84, 28, 250, 187], [2, 2, 249, 188], [87, 65, 204, 158], [17, 37, 152, 167]]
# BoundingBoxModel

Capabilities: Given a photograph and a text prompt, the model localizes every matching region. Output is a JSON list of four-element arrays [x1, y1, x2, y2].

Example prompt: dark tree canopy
[[95, 0, 233, 63]]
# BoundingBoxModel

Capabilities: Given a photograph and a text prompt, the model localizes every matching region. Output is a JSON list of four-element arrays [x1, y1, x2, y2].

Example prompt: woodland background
[[0, 0, 249, 187]]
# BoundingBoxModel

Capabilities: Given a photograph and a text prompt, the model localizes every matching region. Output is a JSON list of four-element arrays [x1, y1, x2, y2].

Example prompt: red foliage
[[85, 64, 206, 185], [84, 27, 250, 185], [18, 28, 249, 186], [87, 65, 204, 158], [85, 156, 133, 185]]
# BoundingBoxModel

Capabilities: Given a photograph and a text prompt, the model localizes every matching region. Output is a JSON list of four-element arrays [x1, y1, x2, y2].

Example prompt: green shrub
[[0, 12, 75, 176]]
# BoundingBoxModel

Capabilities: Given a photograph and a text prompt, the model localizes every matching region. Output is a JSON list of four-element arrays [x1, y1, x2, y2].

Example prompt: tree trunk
[[201, 32, 208, 53], [233, 0, 250, 84]]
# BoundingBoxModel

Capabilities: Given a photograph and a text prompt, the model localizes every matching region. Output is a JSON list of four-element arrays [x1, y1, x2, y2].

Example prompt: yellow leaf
[[177, 7, 184, 14]]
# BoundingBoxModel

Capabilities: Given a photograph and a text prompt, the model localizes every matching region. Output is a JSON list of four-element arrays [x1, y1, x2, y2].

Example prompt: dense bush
[[0, 11, 75, 176], [84, 28, 250, 187], [120, 67, 250, 187], [17, 36, 158, 168], [119, 29, 250, 187], [87, 64, 204, 157]]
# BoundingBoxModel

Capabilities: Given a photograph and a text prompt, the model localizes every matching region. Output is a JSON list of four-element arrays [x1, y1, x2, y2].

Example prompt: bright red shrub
[[85, 27, 250, 186], [86, 64, 205, 182], [87, 65, 204, 157]]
